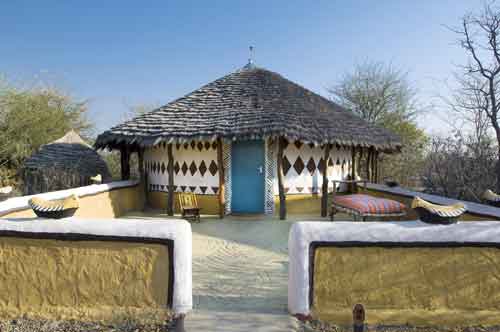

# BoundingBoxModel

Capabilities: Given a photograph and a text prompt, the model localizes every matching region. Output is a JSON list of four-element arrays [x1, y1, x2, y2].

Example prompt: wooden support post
[[350, 146, 356, 192], [216, 138, 225, 219], [321, 144, 331, 217], [167, 144, 174, 216], [120, 147, 131, 180], [366, 148, 372, 182], [277, 137, 287, 220]]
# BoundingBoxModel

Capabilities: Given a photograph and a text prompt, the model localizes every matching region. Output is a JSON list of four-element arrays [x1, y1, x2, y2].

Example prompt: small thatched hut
[[22, 131, 111, 195], [95, 63, 402, 219]]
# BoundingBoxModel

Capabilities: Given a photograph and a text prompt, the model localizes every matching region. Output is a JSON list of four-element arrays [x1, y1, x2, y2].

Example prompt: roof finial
[[248, 46, 254, 65]]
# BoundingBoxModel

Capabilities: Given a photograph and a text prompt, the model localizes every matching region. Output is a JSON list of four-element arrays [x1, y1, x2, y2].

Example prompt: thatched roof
[[95, 65, 402, 152], [23, 130, 111, 179]]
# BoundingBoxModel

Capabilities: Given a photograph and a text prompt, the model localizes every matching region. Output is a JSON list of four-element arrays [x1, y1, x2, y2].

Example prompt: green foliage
[[329, 62, 429, 187], [0, 80, 92, 184]]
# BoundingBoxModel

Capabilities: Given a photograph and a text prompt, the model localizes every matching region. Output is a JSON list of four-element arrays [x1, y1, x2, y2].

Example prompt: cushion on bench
[[333, 194, 406, 215]]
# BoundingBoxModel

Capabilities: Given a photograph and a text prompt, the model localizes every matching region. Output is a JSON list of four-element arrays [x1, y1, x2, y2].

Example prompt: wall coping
[[0, 217, 192, 314], [0, 180, 139, 216], [288, 220, 500, 317], [366, 182, 500, 219]]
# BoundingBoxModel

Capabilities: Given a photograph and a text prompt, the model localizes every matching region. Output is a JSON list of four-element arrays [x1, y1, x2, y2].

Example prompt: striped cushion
[[411, 196, 466, 218], [333, 194, 406, 215]]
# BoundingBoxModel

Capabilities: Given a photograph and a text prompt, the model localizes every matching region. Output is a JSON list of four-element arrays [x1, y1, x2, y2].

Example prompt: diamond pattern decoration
[[306, 157, 316, 175], [293, 157, 305, 174], [317, 158, 325, 174], [328, 158, 334, 166], [199, 186, 208, 194], [212, 186, 219, 195], [181, 162, 188, 175], [189, 161, 197, 176], [212, 141, 217, 150], [209, 160, 218, 176], [204, 142, 211, 150], [180, 186, 187, 192], [308, 143, 314, 149], [174, 162, 180, 174], [294, 141, 303, 149], [197, 142, 203, 151], [183, 143, 189, 149], [176, 143, 181, 150], [199, 160, 207, 176], [282, 156, 291, 175], [190, 141, 196, 149], [189, 186, 197, 192], [282, 140, 289, 149], [161, 162, 166, 174]]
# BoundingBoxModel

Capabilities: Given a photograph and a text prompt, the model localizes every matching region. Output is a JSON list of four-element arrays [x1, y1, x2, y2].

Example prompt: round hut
[[95, 63, 402, 219], [22, 130, 111, 195]]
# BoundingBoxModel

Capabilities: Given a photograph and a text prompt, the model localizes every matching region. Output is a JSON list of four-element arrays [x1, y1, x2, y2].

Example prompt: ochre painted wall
[[365, 188, 497, 221], [313, 246, 500, 327], [0, 237, 170, 322], [1, 185, 144, 219], [148, 191, 219, 215], [274, 194, 322, 216]]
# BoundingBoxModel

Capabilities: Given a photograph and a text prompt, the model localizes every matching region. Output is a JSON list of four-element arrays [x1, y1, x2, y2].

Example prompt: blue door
[[231, 140, 265, 213]]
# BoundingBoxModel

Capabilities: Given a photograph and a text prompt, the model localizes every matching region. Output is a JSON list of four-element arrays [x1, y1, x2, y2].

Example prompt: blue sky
[[0, 1, 482, 135]]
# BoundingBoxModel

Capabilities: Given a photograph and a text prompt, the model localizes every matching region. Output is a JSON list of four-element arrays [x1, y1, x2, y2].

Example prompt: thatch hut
[[95, 63, 401, 219], [22, 131, 111, 195]]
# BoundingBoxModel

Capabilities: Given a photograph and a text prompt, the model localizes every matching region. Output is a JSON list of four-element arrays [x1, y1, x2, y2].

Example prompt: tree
[[0, 81, 92, 185], [328, 62, 428, 187], [450, 1, 500, 190]]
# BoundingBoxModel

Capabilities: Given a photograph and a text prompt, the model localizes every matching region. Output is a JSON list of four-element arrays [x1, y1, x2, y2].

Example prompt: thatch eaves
[[95, 66, 402, 152]]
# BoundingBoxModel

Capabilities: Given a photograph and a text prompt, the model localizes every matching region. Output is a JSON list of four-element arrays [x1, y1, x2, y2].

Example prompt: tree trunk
[[120, 147, 130, 180], [277, 137, 287, 220]]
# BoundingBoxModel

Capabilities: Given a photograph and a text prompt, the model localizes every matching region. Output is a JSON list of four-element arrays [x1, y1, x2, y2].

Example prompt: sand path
[[185, 218, 300, 331]]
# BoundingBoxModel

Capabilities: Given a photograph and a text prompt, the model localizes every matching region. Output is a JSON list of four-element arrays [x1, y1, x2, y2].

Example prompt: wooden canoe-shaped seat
[[411, 196, 466, 224], [28, 194, 79, 219]]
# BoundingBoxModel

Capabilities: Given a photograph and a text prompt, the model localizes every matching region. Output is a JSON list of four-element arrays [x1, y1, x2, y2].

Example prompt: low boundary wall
[[0, 180, 144, 218], [288, 221, 500, 327], [0, 218, 192, 321]]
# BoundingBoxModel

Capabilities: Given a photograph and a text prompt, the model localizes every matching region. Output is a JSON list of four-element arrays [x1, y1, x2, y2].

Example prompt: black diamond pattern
[[181, 162, 188, 175], [212, 141, 217, 150], [282, 139, 289, 149], [209, 160, 218, 176], [199, 160, 207, 176], [306, 157, 316, 175], [183, 143, 189, 149], [317, 158, 325, 174], [190, 141, 196, 149], [180, 186, 187, 192], [161, 162, 166, 174], [189, 186, 197, 192], [199, 186, 208, 194], [176, 143, 181, 150], [174, 162, 180, 174], [189, 161, 197, 175], [204, 142, 211, 150], [197, 142, 203, 151], [294, 141, 303, 149], [293, 157, 305, 174], [282, 156, 291, 175], [211, 186, 219, 194]]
